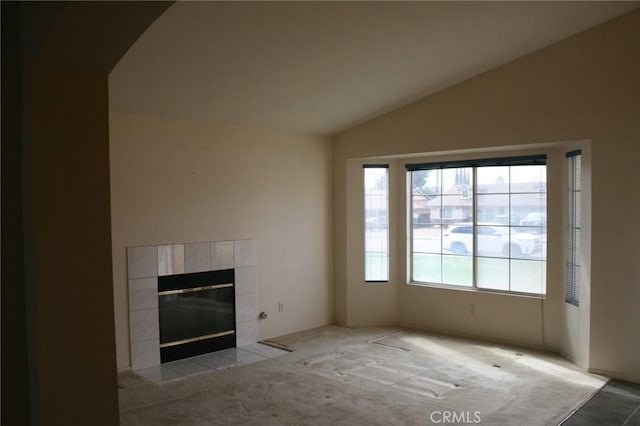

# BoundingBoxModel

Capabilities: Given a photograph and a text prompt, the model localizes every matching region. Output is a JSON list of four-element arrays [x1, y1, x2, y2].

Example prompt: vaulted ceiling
[[109, 1, 639, 135]]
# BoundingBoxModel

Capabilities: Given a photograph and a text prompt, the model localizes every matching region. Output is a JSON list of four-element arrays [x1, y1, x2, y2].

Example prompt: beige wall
[[109, 112, 333, 369], [343, 145, 566, 351], [344, 159, 399, 326], [334, 10, 639, 382]]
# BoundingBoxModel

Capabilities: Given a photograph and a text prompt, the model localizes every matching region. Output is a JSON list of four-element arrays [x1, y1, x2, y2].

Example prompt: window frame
[[406, 155, 547, 296]]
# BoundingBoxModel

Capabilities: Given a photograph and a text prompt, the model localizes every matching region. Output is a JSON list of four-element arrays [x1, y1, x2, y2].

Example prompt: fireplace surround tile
[[128, 278, 158, 311], [211, 241, 234, 270], [127, 246, 158, 279], [130, 309, 160, 342], [127, 239, 258, 371], [234, 240, 256, 267], [235, 267, 257, 295], [131, 339, 160, 370], [236, 320, 258, 347], [236, 294, 257, 322], [158, 244, 185, 276], [185, 242, 211, 273]]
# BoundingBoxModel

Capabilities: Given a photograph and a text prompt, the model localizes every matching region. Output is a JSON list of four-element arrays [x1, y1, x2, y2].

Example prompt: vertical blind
[[566, 150, 582, 305]]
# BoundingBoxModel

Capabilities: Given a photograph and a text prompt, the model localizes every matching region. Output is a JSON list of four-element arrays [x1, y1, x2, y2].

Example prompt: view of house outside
[[410, 164, 547, 294]]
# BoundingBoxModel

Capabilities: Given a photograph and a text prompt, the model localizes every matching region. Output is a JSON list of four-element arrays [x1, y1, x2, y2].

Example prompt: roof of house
[[414, 182, 545, 208]]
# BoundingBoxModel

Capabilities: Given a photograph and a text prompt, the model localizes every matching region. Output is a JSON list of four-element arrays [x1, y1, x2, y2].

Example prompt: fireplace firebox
[[158, 269, 236, 363]]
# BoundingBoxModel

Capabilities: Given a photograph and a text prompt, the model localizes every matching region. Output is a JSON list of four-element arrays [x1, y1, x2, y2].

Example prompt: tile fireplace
[[127, 240, 257, 370]]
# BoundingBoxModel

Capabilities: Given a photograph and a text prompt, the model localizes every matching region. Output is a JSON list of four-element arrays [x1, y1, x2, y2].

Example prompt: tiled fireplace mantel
[[127, 240, 257, 371]]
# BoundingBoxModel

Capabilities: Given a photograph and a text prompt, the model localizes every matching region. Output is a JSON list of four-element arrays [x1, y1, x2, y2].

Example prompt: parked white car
[[443, 224, 541, 257], [519, 212, 546, 226]]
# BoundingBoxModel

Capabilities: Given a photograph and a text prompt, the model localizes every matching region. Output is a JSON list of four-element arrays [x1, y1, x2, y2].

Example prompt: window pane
[[477, 166, 509, 193], [410, 167, 474, 285], [365, 167, 388, 281], [477, 194, 509, 224], [476, 225, 509, 258], [510, 227, 543, 260], [511, 259, 546, 294], [511, 165, 546, 192], [442, 255, 472, 286], [413, 225, 442, 255], [512, 194, 545, 230], [442, 167, 472, 189], [441, 195, 472, 223], [412, 195, 441, 228], [413, 169, 442, 195], [518, 227, 545, 260], [443, 225, 473, 255], [365, 252, 388, 281], [477, 257, 509, 291], [413, 253, 441, 283]]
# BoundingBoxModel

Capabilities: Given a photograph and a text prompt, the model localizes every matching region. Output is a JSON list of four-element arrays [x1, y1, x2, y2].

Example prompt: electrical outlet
[[278, 302, 284, 312], [470, 303, 476, 314]]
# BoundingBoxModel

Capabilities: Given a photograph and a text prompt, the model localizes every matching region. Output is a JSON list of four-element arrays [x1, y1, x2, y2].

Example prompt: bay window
[[407, 155, 547, 295]]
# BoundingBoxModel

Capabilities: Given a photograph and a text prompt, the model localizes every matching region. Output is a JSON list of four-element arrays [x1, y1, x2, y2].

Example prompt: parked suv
[[443, 224, 541, 257]]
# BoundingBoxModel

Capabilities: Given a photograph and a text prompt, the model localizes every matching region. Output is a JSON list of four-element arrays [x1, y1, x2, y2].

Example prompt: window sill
[[406, 281, 546, 300]]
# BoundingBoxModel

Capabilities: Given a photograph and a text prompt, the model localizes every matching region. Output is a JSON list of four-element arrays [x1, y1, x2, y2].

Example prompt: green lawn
[[366, 251, 546, 293], [413, 253, 472, 286], [365, 252, 388, 281], [412, 253, 545, 293]]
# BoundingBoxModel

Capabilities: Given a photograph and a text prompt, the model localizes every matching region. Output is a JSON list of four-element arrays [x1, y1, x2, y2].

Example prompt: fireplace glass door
[[158, 269, 235, 362]]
